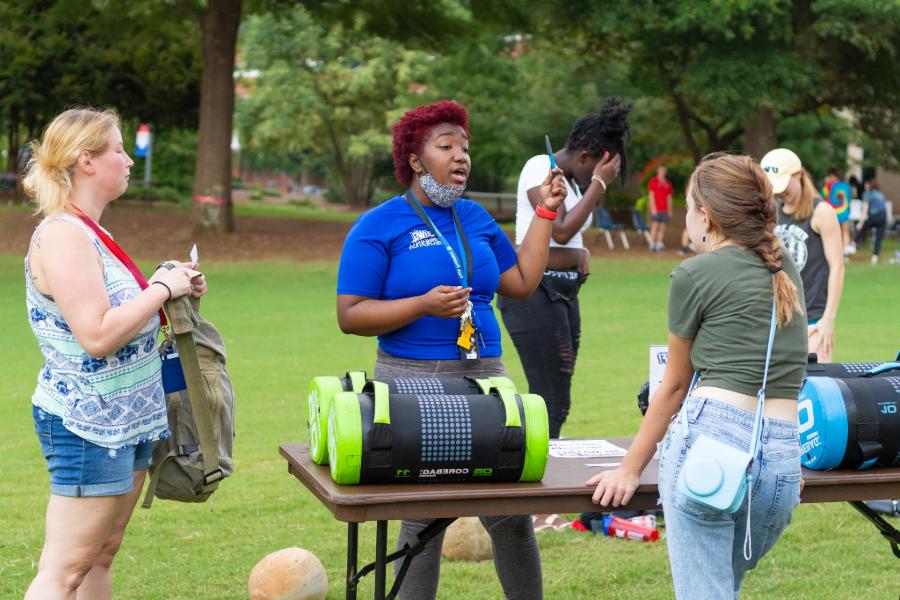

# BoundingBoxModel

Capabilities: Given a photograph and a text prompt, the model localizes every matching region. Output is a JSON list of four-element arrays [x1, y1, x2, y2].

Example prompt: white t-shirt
[[515, 154, 592, 248]]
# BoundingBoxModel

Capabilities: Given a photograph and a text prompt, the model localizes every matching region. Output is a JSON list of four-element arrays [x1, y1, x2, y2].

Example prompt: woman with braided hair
[[588, 154, 808, 598], [499, 97, 632, 444]]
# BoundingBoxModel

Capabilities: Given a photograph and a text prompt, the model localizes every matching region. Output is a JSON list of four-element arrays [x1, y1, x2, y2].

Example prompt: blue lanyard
[[404, 190, 469, 287]]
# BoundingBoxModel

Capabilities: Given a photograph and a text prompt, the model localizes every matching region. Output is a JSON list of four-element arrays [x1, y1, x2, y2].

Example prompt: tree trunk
[[671, 92, 702, 164], [744, 107, 778, 160], [192, 0, 241, 233]]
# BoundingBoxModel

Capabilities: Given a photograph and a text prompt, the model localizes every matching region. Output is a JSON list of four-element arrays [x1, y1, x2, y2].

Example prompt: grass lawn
[[1, 251, 898, 599]]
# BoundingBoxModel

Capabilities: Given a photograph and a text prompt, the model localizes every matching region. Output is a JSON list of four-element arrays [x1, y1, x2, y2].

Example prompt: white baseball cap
[[760, 148, 802, 195]]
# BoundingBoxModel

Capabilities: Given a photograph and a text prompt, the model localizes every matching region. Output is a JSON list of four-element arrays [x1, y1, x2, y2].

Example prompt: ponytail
[[22, 148, 74, 217]]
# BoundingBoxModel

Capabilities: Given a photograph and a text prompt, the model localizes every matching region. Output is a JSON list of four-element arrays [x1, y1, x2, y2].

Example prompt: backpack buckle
[[203, 468, 224, 485]]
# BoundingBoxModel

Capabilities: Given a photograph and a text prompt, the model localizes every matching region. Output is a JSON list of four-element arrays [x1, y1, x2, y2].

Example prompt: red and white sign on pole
[[135, 124, 151, 157], [135, 124, 152, 188]]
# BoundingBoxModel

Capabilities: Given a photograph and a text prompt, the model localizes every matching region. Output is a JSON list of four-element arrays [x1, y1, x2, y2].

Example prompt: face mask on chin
[[415, 159, 465, 208]]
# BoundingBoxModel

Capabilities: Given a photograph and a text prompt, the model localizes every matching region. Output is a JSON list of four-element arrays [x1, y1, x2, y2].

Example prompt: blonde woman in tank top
[[22, 108, 206, 599]]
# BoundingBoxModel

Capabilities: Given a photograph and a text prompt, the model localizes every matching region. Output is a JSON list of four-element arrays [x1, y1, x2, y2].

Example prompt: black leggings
[[498, 271, 583, 439], [854, 212, 887, 256]]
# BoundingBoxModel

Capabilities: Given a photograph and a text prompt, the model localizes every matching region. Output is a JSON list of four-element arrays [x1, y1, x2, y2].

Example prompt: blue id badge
[[160, 345, 187, 394]]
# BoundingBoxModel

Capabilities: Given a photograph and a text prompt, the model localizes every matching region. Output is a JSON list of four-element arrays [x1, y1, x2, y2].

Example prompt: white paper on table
[[649, 345, 668, 401], [548, 439, 628, 458]]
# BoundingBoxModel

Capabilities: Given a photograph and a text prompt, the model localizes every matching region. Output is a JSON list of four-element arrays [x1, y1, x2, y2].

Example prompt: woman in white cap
[[761, 148, 844, 362]]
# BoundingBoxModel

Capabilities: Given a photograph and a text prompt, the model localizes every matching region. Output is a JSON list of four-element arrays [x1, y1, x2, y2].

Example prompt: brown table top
[[279, 439, 900, 523]]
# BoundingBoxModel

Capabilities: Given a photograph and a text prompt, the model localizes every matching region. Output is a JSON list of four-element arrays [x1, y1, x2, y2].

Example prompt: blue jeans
[[658, 396, 801, 599]]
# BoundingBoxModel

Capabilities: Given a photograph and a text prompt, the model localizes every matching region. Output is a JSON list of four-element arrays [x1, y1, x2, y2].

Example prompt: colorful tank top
[[25, 215, 168, 448]]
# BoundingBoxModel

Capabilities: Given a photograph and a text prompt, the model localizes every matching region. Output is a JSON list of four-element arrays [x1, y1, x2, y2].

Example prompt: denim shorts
[[33, 405, 153, 497]]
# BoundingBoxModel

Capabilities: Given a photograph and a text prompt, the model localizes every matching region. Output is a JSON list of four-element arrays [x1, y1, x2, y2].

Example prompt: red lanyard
[[70, 205, 168, 327]]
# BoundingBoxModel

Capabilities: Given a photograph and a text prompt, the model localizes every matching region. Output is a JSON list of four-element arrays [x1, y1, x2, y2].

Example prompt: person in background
[[499, 98, 631, 533], [762, 148, 844, 362], [336, 100, 567, 600], [588, 153, 807, 599], [500, 98, 631, 440], [648, 164, 673, 251], [22, 107, 206, 599], [854, 179, 888, 265]]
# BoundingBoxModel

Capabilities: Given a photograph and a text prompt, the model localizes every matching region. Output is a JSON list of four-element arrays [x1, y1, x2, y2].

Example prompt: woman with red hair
[[337, 100, 566, 599]]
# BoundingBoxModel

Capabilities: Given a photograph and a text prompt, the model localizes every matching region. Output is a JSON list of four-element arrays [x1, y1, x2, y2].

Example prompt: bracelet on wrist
[[535, 205, 558, 221], [591, 174, 607, 192], [152, 280, 172, 301]]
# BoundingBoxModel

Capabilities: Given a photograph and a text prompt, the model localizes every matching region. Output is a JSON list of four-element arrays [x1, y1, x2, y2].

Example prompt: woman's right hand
[[150, 266, 193, 300], [418, 285, 471, 318], [592, 151, 621, 186]]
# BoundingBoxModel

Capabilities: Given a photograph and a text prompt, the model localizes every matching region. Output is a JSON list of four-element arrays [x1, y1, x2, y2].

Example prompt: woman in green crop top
[[588, 154, 808, 599]]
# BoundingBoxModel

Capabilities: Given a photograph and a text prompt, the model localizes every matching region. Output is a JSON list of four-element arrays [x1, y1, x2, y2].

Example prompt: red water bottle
[[602, 515, 659, 542]]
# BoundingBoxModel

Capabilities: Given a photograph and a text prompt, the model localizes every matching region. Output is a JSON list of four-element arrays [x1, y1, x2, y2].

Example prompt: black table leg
[[347, 522, 359, 600], [375, 520, 388, 600], [849, 501, 900, 558], [348, 517, 456, 599]]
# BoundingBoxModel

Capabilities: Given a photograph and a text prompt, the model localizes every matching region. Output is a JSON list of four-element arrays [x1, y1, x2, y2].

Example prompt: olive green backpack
[[142, 295, 235, 508]]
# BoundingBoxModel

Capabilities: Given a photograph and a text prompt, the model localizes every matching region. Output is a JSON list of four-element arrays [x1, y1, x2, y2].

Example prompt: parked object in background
[[631, 209, 653, 247], [595, 206, 629, 249]]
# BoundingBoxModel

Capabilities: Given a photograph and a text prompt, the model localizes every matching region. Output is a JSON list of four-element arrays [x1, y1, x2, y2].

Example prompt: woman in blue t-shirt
[[337, 100, 566, 600]]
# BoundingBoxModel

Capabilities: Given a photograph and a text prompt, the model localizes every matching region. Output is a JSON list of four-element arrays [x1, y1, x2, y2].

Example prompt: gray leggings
[[375, 349, 543, 600]]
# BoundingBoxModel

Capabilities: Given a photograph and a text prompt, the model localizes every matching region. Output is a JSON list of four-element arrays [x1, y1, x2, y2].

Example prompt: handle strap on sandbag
[[496, 387, 522, 428], [371, 381, 391, 425], [471, 377, 491, 394], [865, 362, 900, 377], [347, 371, 367, 393]]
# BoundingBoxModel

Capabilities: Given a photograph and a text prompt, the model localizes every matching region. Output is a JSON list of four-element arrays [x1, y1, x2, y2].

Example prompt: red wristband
[[535, 205, 557, 221]]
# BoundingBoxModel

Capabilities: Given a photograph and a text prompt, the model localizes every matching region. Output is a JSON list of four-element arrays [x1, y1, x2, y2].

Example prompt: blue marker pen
[[545, 134, 556, 169]]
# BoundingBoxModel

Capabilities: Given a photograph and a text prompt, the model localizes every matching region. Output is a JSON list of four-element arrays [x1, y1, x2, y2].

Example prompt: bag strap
[[403, 190, 472, 287], [142, 297, 222, 509], [171, 302, 223, 492], [748, 292, 779, 461]]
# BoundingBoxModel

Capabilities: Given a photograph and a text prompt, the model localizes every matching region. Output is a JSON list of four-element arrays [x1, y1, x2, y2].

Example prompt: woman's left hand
[[187, 262, 208, 298], [156, 261, 208, 298], [587, 466, 641, 507], [539, 167, 567, 212], [811, 316, 835, 359]]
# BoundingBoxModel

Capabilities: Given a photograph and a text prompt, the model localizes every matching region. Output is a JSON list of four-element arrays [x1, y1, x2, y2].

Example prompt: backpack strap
[[142, 296, 222, 509]]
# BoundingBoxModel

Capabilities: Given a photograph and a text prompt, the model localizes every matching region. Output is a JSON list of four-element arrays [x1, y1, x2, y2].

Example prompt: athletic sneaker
[[871, 255, 879, 265]]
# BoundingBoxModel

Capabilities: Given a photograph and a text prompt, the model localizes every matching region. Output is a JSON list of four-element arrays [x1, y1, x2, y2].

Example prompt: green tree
[[536, 0, 900, 163], [0, 0, 200, 174], [236, 6, 430, 206]]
